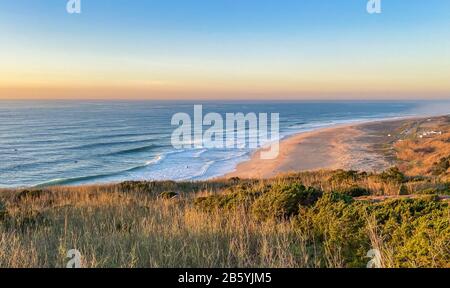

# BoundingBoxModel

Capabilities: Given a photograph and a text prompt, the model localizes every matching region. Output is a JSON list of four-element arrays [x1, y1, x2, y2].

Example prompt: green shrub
[[294, 193, 449, 267], [369, 196, 445, 224], [251, 183, 322, 221], [330, 170, 365, 184], [329, 192, 355, 204], [337, 186, 370, 197], [368, 197, 449, 267], [431, 156, 450, 176], [296, 192, 369, 267], [416, 188, 437, 195], [194, 190, 261, 212], [417, 188, 446, 195], [377, 167, 406, 184], [398, 185, 409, 195]]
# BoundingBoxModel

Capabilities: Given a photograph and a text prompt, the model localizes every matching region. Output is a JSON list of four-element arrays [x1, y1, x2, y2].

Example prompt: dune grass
[[0, 168, 448, 268]]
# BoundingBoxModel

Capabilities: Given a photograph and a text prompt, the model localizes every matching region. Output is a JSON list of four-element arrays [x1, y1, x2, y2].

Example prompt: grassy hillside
[[0, 168, 448, 268], [386, 116, 449, 178]]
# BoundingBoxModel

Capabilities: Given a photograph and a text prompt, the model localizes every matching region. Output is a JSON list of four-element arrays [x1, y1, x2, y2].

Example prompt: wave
[[79, 131, 163, 142], [145, 154, 165, 165], [193, 149, 208, 158], [100, 144, 164, 157], [34, 154, 166, 187], [188, 161, 215, 180], [65, 139, 159, 151], [34, 174, 117, 187]]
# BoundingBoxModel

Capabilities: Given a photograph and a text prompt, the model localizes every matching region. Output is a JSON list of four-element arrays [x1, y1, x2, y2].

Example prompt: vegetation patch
[[1, 166, 449, 268], [158, 191, 179, 199], [295, 193, 449, 267], [374, 167, 406, 184], [330, 170, 366, 184], [0, 201, 8, 222], [336, 185, 370, 197], [14, 189, 51, 203], [416, 184, 450, 195], [251, 183, 322, 221], [194, 190, 262, 212], [368, 197, 449, 267], [430, 155, 450, 176], [295, 192, 369, 267]]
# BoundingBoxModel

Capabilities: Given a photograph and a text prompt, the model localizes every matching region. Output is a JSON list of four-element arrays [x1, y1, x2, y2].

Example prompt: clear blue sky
[[1, 0, 449, 99]]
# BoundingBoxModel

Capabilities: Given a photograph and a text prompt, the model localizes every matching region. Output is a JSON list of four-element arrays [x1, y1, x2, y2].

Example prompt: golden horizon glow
[[1, 1, 449, 100]]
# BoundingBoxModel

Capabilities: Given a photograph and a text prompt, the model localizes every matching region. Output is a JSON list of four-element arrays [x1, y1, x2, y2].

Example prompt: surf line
[[171, 105, 280, 160]]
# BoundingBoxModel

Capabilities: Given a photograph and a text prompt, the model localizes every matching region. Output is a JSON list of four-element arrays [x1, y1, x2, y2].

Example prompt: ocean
[[0, 100, 442, 187]]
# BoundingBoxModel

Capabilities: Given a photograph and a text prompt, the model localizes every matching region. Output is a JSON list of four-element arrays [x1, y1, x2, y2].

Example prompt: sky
[[0, 0, 449, 100]]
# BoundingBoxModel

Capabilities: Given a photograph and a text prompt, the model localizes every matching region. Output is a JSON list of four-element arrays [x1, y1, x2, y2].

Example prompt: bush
[[398, 185, 409, 195], [416, 188, 439, 195], [368, 197, 449, 267], [416, 185, 450, 195], [194, 190, 261, 212], [329, 192, 355, 204], [431, 156, 450, 176], [295, 193, 450, 267], [251, 183, 322, 221], [330, 170, 365, 184], [296, 192, 369, 267], [377, 167, 406, 184], [369, 196, 445, 227], [337, 186, 370, 197]]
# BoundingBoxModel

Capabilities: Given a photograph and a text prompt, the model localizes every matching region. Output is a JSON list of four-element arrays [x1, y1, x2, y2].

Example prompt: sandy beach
[[226, 117, 425, 179]]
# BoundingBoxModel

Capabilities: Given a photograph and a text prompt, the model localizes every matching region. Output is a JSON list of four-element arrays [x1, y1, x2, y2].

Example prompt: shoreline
[[224, 115, 434, 179], [2, 114, 445, 188]]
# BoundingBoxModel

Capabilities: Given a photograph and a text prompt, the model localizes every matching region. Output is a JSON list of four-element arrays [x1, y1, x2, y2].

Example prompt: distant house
[[419, 131, 442, 138]]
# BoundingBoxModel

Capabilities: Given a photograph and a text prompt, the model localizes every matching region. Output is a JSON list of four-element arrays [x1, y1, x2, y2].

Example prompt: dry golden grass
[[394, 117, 450, 177], [0, 184, 320, 268], [0, 167, 448, 268]]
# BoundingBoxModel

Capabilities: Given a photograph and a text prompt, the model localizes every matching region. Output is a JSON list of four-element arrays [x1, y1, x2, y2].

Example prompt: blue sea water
[[0, 100, 444, 187]]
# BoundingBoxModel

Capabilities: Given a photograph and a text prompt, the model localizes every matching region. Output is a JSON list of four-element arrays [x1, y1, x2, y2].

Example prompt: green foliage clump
[[294, 194, 449, 268], [368, 197, 449, 267], [120, 181, 154, 194], [251, 183, 322, 221], [376, 167, 406, 184], [329, 192, 355, 204], [194, 190, 261, 212], [330, 170, 366, 184], [416, 184, 450, 195], [431, 156, 450, 176], [296, 192, 369, 267], [336, 186, 370, 197], [398, 185, 409, 195]]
